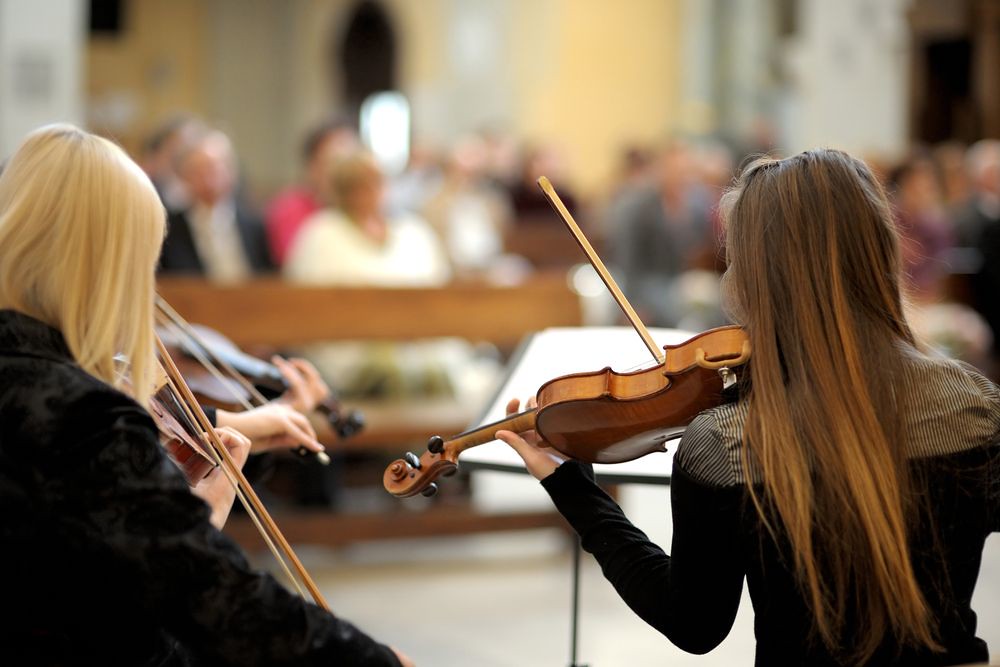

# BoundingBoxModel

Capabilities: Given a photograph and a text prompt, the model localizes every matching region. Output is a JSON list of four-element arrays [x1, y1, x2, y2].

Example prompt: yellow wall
[[86, 0, 208, 154], [85, 0, 681, 197], [511, 0, 681, 193]]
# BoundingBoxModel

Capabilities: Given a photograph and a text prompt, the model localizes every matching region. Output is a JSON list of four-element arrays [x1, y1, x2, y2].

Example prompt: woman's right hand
[[494, 397, 566, 481], [189, 426, 252, 529]]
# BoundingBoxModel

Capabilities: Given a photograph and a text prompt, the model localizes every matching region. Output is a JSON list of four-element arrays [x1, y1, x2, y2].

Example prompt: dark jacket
[[0, 309, 399, 666], [160, 205, 275, 276]]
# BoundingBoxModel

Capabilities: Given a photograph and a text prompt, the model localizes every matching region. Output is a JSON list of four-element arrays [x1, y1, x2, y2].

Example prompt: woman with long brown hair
[[500, 148, 1000, 665]]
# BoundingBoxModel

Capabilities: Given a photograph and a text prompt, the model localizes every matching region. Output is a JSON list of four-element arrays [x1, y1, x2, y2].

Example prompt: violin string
[[156, 297, 269, 406], [154, 356, 307, 600], [155, 311, 257, 412], [156, 336, 331, 611]]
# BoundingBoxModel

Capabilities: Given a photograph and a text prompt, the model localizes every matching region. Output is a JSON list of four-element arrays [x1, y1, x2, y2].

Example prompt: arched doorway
[[336, 1, 397, 124]]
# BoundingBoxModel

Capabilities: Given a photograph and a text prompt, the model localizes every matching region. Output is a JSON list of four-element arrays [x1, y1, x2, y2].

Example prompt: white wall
[[0, 0, 85, 158], [779, 0, 911, 157]]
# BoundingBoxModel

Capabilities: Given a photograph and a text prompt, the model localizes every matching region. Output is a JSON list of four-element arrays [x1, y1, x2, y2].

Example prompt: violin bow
[[537, 176, 665, 366], [154, 336, 332, 612], [155, 295, 330, 465]]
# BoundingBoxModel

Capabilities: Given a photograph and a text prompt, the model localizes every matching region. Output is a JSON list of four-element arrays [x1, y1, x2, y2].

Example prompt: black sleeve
[[79, 405, 400, 667], [540, 456, 746, 654]]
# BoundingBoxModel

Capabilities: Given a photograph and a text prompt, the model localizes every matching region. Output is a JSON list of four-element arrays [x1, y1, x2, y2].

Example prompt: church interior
[[1, 0, 999, 664]]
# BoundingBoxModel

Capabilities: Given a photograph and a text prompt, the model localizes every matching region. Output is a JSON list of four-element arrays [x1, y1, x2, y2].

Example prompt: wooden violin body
[[534, 326, 748, 462], [384, 325, 750, 497]]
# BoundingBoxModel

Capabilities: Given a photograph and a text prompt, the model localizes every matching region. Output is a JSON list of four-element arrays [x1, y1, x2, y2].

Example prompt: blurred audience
[[958, 140, 1000, 360], [285, 151, 450, 286], [607, 141, 720, 328], [422, 136, 512, 275], [159, 128, 274, 280], [135, 104, 1000, 376], [265, 119, 359, 266]]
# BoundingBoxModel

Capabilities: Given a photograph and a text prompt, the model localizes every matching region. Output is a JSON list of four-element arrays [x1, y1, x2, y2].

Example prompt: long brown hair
[[721, 149, 939, 661]]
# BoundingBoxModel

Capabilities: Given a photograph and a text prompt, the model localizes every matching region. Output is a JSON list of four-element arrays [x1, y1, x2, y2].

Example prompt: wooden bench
[[157, 273, 582, 349]]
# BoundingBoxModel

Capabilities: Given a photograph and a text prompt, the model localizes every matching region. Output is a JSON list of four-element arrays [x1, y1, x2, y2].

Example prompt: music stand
[[461, 327, 689, 667]]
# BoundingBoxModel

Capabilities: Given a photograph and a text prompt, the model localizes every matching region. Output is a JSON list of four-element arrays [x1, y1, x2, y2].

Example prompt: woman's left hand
[[215, 403, 324, 455], [273, 356, 331, 414], [494, 397, 566, 481]]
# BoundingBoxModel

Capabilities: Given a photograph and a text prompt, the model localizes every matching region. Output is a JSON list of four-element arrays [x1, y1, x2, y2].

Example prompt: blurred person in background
[[285, 151, 449, 286], [885, 149, 992, 369], [285, 151, 495, 426], [957, 140, 1000, 363], [507, 143, 579, 220], [159, 128, 274, 280], [266, 119, 359, 267], [888, 150, 954, 301], [933, 141, 972, 215], [139, 114, 205, 214], [386, 140, 443, 217], [608, 140, 719, 328], [422, 135, 512, 276]]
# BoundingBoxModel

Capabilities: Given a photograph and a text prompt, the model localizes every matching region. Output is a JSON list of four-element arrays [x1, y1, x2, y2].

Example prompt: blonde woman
[[0, 125, 411, 666], [500, 149, 1000, 665]]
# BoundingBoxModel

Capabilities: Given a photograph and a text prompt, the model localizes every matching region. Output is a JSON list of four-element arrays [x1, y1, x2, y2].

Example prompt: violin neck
[[449, 408, 537, 454]]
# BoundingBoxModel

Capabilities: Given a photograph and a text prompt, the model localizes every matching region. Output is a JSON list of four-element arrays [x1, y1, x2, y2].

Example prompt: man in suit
[[160, 129, 274, 280]]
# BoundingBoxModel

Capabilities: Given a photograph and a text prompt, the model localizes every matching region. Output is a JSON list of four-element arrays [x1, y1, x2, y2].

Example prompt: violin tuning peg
[[443, 468, 457, 477], [427, 435, 445, 454], [421, 483, 439, 498], [404, 451, 422, 470]]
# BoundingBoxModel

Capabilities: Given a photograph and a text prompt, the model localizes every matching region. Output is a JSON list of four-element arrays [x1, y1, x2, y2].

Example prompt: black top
[[0, 309, 399, 666], [160, 206, 275, 276], [541, 355, 1000, 666]]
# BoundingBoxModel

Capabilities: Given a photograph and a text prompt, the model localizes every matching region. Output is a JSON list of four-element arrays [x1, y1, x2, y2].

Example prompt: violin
[[155, 299, 364, 456], [149, 332, 333, 611], [384, 177, 751, 498], [384, 325, 748, 497], [149, 372, 218, 485]]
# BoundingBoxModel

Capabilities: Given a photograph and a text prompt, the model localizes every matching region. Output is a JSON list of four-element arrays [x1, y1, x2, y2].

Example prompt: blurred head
[[327, 151, 384, 220], [0, 124, 165, 406], [445, 135, 489, 182], [176, 129, 237, 207], [888, 151, 944, 213], [657, 141, 697, 198], [140, 114, 203, 182], [966, 139, 1000, 197], [302, 120, 358, 195]]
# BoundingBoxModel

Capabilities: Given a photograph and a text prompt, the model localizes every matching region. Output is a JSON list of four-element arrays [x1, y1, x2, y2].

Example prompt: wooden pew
[[156, 275, 581, 547], [157, 273, 582, 349]]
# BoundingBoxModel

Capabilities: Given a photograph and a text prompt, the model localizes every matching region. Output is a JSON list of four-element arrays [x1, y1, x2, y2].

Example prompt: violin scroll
[[383, 437, 459, 498]]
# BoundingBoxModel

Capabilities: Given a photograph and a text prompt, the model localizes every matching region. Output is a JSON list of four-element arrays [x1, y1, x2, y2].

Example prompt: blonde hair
[[327, 150, 382, 208], [722, 149, 938, 662], [0, 124, 165, 407]]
